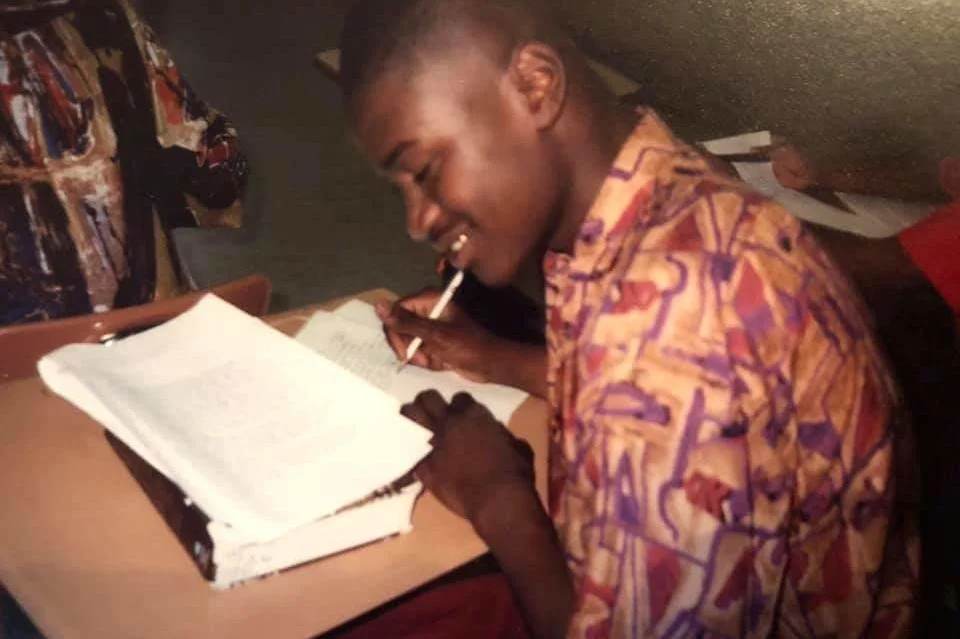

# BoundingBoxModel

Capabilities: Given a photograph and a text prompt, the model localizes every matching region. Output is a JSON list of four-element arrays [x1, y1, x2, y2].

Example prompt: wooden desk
[[0, 290, 548, 639]]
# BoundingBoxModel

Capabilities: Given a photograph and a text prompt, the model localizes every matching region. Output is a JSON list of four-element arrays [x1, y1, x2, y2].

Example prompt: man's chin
[[470, 261, 519, 289]]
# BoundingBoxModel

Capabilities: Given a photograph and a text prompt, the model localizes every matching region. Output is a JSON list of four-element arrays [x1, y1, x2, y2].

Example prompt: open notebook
[[295, 299, 528, 424], [37, 295, 438, 588]]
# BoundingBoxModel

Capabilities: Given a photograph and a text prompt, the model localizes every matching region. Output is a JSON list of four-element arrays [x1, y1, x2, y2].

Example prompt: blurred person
[[0, 0, 248, 327]]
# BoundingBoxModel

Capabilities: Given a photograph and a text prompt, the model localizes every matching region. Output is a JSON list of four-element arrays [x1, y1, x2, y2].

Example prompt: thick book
[[36, 295, 528, 589], [36, 295, 434, 589], [105, 432, 420, 587]]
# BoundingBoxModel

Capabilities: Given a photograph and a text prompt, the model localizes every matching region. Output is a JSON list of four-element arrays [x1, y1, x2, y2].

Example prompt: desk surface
[[0, 290, 548, 639]]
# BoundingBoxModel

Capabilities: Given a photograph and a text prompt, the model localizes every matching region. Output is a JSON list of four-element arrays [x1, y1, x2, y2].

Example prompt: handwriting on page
[[95, 339, 416, 539], [296, 313, 397, 390], [298, 308, 529, 424]]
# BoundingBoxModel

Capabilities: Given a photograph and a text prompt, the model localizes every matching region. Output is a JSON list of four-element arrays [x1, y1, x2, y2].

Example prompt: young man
[[340, 1, 919, 636]]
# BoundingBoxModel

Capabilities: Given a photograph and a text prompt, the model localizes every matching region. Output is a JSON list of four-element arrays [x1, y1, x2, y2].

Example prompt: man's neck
[[547, 101, 638, 254]]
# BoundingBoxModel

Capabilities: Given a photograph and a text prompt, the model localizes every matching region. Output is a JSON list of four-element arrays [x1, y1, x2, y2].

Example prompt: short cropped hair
[[339, 0, 564, 101]]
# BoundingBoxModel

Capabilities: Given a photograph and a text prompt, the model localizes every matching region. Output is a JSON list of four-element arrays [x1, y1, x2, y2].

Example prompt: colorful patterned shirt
[[544, 110, 919, 637], [0, 0, 248, 325]]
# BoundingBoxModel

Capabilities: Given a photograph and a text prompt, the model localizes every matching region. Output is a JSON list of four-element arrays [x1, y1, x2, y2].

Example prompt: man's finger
[[513, 438, 535, 467], [383, 324, 432, 368], [414, 389, 448, 423], [400, 400, 435, 431], [400, 288, 443, 314], [449, 391, 477, 415], [452, 392, 497, 422], [382, 323, 408, 360], [383, 304, 442, 340]]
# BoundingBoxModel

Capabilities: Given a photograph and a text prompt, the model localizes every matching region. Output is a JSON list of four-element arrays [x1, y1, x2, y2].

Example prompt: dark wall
[[558, 0, 959, 180], [137, 0, 958, 186]]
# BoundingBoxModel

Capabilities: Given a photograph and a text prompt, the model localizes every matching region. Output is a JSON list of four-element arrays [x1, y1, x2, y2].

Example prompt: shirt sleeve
[[128, 7, 249, 222], [898, 200, 960, 315], [560, 232, 912, 637]]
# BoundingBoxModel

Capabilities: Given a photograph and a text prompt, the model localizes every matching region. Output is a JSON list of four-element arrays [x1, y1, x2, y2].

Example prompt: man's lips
[[431, 227, 474, 270], [447, 235, 473, 269], [450, 234, 468, 254], [432, 225, 471, 257]]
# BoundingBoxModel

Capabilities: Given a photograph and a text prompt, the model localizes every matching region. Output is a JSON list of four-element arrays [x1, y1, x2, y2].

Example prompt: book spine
[[105, 433, 218, 581]]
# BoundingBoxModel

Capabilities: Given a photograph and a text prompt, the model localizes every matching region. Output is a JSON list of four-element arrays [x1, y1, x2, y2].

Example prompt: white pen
[[398, 268, 465, 371]]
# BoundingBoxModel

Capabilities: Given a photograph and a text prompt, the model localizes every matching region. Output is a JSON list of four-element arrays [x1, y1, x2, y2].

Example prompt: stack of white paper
[[37, 295, 434, 587]]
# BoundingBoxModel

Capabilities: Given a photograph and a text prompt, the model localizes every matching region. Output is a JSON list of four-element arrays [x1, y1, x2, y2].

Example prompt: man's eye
[[414, 164, 432, 184]]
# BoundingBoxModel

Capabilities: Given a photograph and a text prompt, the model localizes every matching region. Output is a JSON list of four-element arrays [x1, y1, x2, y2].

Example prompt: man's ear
[[507, 42, 566, 130]]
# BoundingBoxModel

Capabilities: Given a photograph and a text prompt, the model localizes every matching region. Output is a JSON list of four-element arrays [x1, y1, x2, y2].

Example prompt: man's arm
[[399, 391, 572, 638], [472, 482, 574, 638], [489, 341, 547, 398]]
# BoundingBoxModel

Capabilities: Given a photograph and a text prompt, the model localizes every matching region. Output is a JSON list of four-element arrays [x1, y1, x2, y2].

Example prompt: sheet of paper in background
[[699, 130, 772, 155], [731, 161, 894, 238], [296, 307, 528, 424], [834, 192, 937, 234], [699, 131, 935, 238]]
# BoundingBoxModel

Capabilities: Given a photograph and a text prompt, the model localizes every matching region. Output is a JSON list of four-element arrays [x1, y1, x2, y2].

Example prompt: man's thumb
[[383, 304, 439, 339]]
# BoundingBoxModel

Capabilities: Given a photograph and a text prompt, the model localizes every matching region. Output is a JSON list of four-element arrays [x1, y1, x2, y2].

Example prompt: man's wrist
[[469, 479, 543, 543], [487, 341, 547, 398], [467, 477, 576, 638]]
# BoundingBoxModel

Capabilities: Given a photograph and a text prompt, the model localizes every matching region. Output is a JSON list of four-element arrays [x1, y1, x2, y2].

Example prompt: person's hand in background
[[766, 142, 819, 191], [759, 138, 956, 203]]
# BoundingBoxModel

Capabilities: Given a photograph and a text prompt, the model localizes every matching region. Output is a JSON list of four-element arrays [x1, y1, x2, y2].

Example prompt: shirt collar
[[542, 109, 690, 283]]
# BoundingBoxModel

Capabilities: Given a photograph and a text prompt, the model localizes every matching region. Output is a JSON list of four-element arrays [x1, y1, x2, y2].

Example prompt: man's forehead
[[351, 53, 503, 158], [350, 73, 438, 159]]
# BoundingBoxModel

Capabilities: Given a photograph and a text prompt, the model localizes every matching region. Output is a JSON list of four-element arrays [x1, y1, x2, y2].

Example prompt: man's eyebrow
[[380, 140, 416, 172]]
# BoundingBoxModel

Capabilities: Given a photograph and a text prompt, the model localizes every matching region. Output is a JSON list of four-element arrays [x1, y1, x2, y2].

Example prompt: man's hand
[[401, 390, 575, 637], [377, 289, 549, 397], [400, 390, 535, 523], [377, 289, 501, 383]]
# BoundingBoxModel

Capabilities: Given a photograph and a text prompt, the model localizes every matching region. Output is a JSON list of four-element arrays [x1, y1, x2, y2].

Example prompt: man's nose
[[402, 186, 443, 242]]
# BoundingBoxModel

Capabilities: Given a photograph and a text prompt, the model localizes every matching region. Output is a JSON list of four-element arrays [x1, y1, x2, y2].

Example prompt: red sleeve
[[899, 200, 960, 314]]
